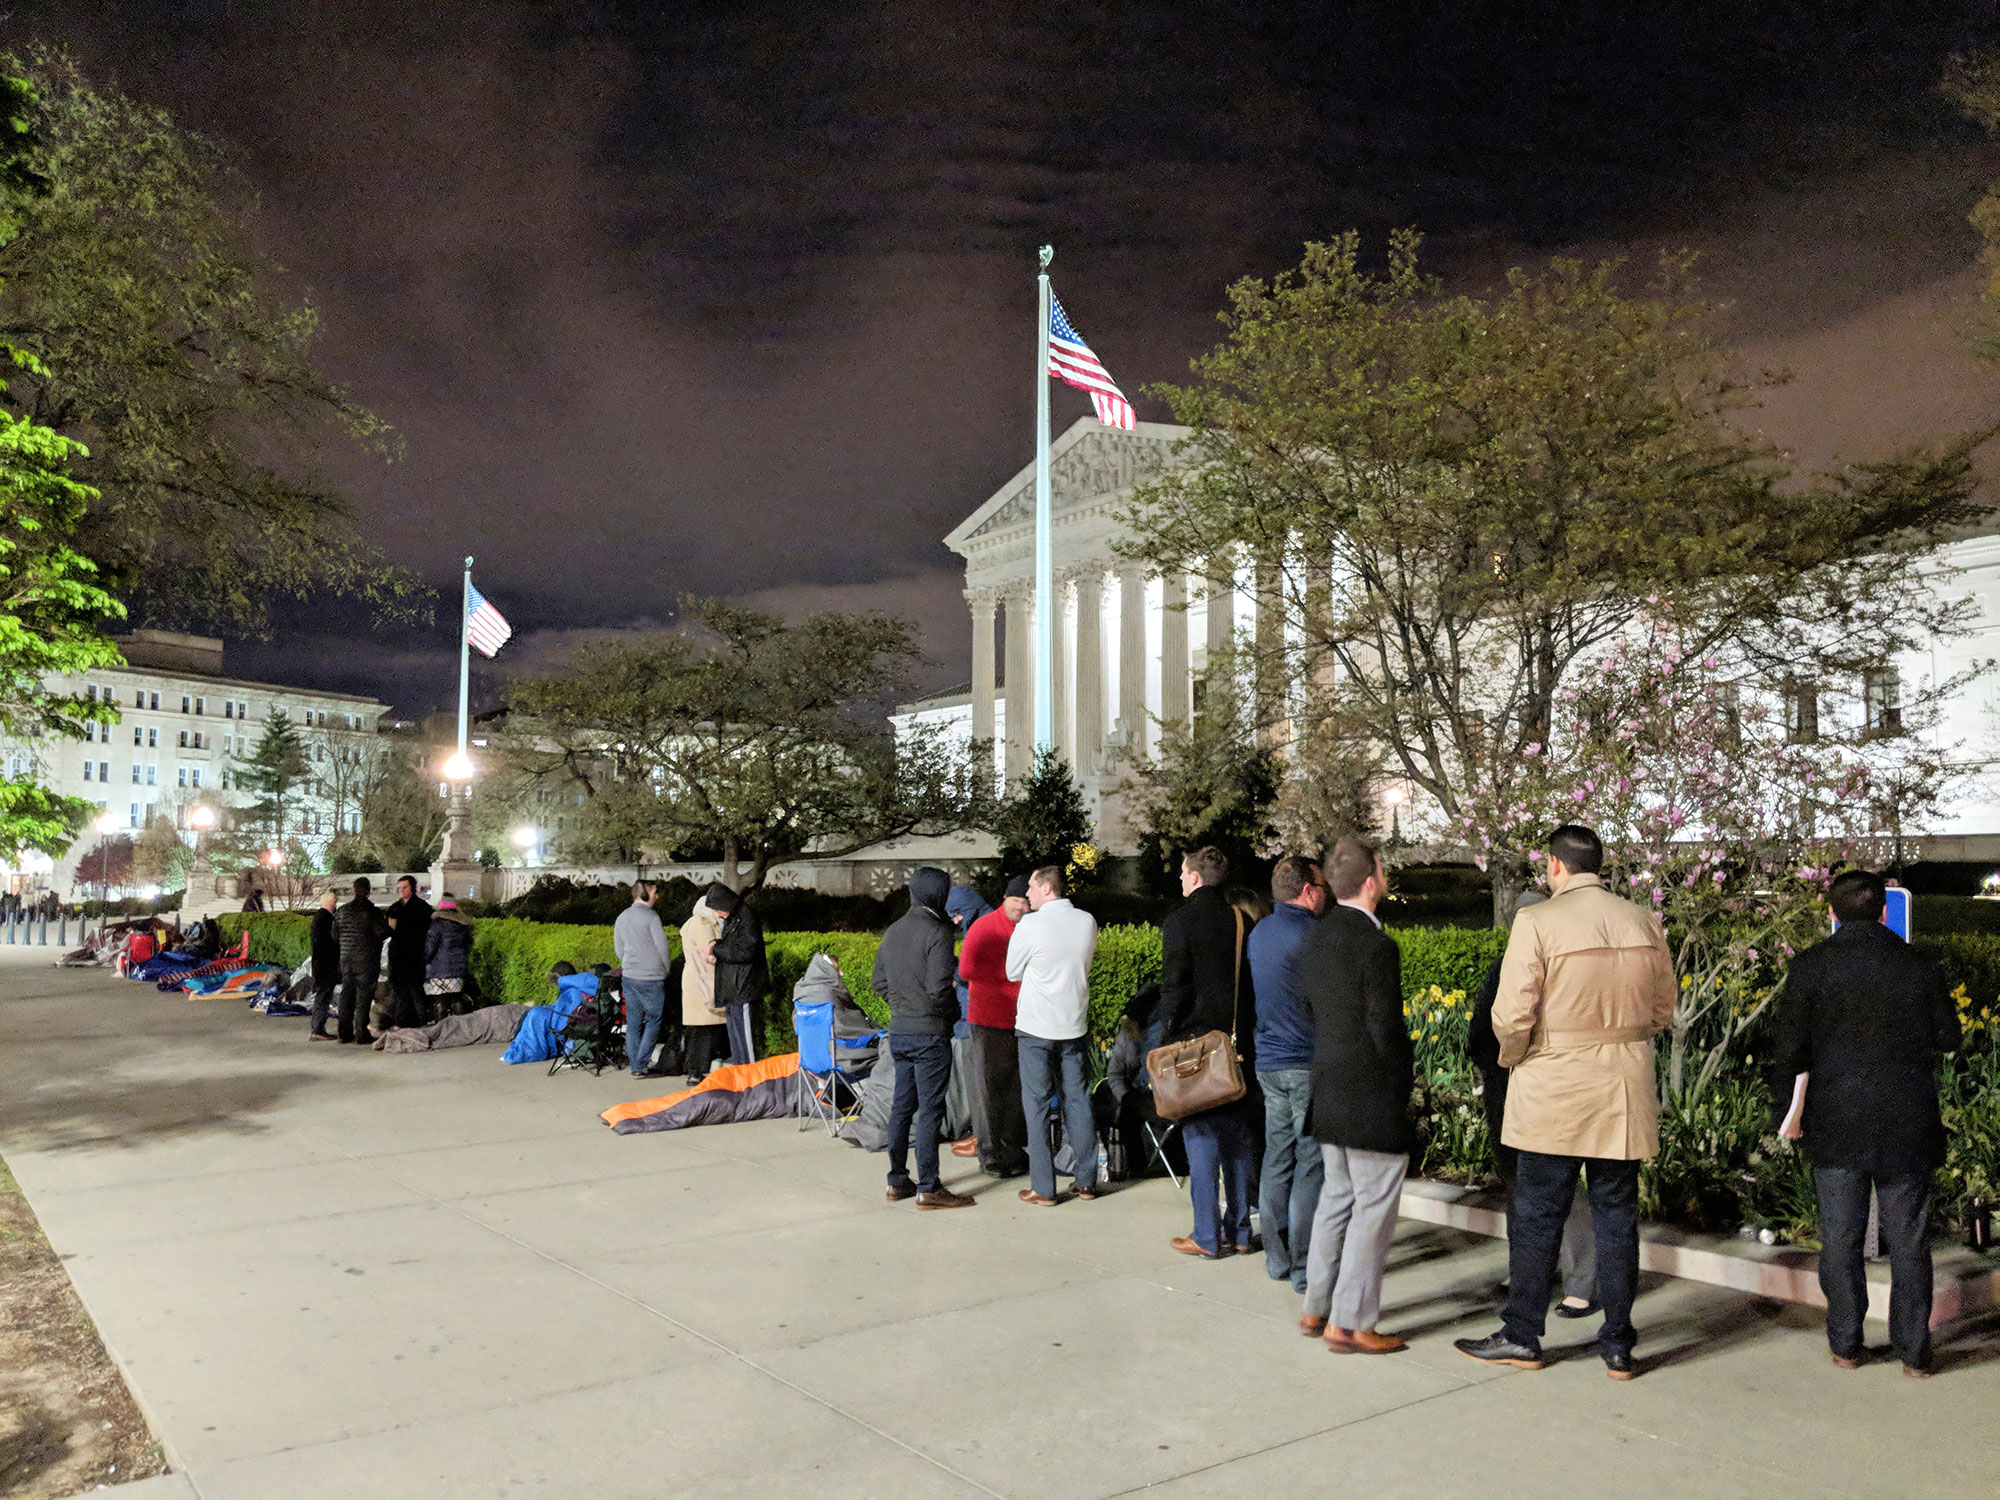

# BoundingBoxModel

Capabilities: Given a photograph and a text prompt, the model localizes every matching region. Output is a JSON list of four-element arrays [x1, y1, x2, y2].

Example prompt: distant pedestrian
[[872, 867, 976, 1210], [1006, 865, 1101, 1206], [385, 875, 433, 1028], [1249, 854, 1326, 1291], [307, 888, 339, 1042], [679, 891, 727, 1083], [1773, 869, 1960, 1377], [1297, 837, 1410, 1353], [956, 874, 1031, 1177], [333, 877, 390, 1046], [615, 880, 674, 1079], [1456, 824, 1676, 1381], [706, 883, 767, 1065], [241, 886, 265, 913]]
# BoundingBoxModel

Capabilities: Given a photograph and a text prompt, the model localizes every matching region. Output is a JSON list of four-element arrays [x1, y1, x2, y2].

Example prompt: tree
[[0, 49, 418, 633], [352, 747, 450, 874], [501, 597, 997, 890], [0, 67, 123, 860], [994, 748, 1094, 876], [1942, 50, 2000, 358], [1117, 665, 1279, 880], [234, 711, 309, 852], [1119, 234, 1984, 920]]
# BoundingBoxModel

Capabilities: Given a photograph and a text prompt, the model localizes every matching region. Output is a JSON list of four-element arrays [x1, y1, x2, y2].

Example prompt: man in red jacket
[[955, 874, 1032, 1178]]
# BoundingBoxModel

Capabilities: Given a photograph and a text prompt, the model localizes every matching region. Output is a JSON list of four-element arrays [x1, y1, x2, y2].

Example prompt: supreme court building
[[907, 415, 2000, 866]]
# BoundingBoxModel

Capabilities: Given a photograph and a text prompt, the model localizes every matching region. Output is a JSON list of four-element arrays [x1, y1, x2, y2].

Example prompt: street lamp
[[442, 751, 475, 782], [512, 825, 538, 867], [189, 805, 217, 831]]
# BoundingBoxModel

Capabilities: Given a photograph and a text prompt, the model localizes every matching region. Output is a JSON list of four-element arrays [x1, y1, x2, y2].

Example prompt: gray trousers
[[1302, 1144, 1407, 1331]]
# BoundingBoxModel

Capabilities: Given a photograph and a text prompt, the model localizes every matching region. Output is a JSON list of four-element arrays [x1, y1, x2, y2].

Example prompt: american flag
[[1048, 292, 1136, 430], [465, 580, 512, 658]]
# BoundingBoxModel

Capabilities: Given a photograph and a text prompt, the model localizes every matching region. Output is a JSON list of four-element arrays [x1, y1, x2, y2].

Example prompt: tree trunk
[[720, 836, 740, 891], [1490, 852, 1531, 930]]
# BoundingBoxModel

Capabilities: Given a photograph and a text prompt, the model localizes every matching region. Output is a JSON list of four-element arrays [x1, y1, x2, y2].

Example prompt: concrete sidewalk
[[0, 949, 1994, 1499]]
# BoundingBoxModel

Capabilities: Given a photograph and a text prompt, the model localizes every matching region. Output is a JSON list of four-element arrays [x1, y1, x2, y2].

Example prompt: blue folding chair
[[794, 999, 882, 1134]]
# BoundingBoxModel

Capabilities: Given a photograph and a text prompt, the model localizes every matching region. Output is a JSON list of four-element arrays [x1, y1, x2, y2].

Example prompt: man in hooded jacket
[[706, 883, 767, 1065], [871, 867, 977, 1210]]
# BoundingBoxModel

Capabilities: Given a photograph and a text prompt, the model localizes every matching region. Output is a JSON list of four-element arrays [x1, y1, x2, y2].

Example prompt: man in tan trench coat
[[1455, 823, 1676, 1380]]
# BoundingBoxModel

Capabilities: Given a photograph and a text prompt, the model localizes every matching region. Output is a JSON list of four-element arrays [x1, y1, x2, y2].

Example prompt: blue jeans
[[1258, 1068, 1322, 1288], [624, 978, 666, 1076], [886, 1034, 954, 1194], [1017, 1034, 1098, 1200], [1504, 1152, 1640, 1357], [1183, 1108, 1258, 1255]]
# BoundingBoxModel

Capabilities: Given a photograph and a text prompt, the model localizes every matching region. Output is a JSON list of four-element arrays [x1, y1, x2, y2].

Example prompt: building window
[[129, 802, 140, 828], [178, 730, 188, 748], [84, 722, 95, 743], [132, 726, 142, 746], [82, 761, 92, 782], [149, 692, 159, 710], [86, 684, 97, 702], [130, 764, 140, 785], [133, 689, 144, 707], [148, 728, 157, 748], [1864, 668, 1903, 737], [195, 696, 205, 715], [181, 694, 190, 713], [220, 769, 232, 789], [1782, 680, 1819, 745], [190, 767, 202, 788], [236, 699, 247, 719], [146, 764, 156, 786], [224, 700, 234, 719], [177, 767, 187, 787]]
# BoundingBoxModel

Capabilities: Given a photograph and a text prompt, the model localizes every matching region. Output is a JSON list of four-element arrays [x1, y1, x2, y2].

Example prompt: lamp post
[[512, 825, 538, 867], [93, 810, 120, 938], [1384, 785, 1407, 849]]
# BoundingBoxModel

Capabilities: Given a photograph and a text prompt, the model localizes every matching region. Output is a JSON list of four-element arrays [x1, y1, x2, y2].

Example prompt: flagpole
[[457, 556, 472, 759], [1033, 245, 1054, 758]]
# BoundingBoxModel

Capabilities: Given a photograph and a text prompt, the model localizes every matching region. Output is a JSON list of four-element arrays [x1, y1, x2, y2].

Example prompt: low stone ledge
[[1397, 1177, 2000, 1329]]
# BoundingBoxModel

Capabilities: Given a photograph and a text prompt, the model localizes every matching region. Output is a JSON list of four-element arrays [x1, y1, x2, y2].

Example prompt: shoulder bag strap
[[1231, 907, 1246, 1041]]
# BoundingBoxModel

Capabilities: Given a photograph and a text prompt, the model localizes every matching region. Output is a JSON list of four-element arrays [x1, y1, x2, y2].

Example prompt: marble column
[[1116, 563, 1148, 752], [968, 588, 997, 748], [1160, 571, 1190, 725], [1254, 549, 1285, 740], [1051, 576, 1071, 767], [1206, 553, 1235, 666], [1002, 581, 1032, 783], [1073, 569, 1104, 774]]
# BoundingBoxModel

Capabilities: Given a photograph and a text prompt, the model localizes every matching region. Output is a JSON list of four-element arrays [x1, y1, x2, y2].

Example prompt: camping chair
[[549, 985, 627, 1077], [795, 1000, 881, 1134], [1141, 1118, 1183, 1189]]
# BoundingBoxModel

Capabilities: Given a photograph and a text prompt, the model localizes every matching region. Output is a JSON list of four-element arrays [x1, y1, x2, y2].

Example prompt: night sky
[[18, 1, 2000, 714]]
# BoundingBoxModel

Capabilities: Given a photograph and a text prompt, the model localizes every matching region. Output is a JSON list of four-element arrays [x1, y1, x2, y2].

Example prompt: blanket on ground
[[601, 1054, 802, 1134], [375, 1004, 529, 1054]]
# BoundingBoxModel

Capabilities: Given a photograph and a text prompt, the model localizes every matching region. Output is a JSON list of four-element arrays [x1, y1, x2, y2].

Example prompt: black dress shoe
[[1603, 1348, 1636, 1380], [1553, 1298, 1602, 1319], [1453, 1332, 1544, 1370]]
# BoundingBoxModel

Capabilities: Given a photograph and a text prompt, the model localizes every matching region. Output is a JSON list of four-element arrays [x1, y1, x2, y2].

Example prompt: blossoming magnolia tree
[[1453, 618, 1967, 1104]]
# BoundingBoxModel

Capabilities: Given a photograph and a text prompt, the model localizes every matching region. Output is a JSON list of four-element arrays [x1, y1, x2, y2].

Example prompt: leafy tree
[[994, 748, 1093, 876], [502, 597, 997, 891], [0, 49, 417, 632], [233, 710, 309, 852], [352, 747, 449, 874], [0, 67, 123, 860], [1118, 665, 1279, 880], [1119, 233, 1984, 919]]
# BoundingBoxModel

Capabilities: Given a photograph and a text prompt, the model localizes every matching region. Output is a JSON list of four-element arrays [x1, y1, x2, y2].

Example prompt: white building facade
[[2, 630, 389, 895], [918, 416, 2000, 864]]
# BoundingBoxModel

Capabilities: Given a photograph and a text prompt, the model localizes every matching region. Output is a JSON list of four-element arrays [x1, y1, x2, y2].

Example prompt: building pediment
[[945, 418, 1186, 555]]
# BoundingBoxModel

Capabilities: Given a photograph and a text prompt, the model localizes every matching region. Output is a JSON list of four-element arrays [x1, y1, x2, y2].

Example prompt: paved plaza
[[0, 947, 1994, 1499]]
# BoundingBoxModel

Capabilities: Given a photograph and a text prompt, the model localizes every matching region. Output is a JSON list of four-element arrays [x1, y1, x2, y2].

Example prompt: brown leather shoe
[[950, 1139, 981, 1158], [1299, 1313, 1328, 1338], [916, 1188, 976, 1210], [1019, 1188, 1059, 1206], [1170, 1236, 1219, 1258], [1902, 1363, 1933, 1379], [1328, 1327, 1406, 1355], [1830, 1352, 1864, 1370], [885, 1182, 916, 1202], [1071, 1181, 1101, 1201]]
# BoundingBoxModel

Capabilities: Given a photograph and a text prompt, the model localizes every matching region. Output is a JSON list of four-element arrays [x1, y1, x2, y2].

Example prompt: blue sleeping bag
[[502, 973, 598, 1065]]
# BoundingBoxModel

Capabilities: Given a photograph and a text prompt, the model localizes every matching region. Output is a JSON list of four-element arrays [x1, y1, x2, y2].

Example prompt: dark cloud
[[16, 1, 2000, 712]]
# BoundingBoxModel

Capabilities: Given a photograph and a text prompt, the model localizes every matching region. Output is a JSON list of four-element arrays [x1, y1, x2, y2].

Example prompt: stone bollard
[[37, 913, 46, 945], [58, 914, 67, 947]]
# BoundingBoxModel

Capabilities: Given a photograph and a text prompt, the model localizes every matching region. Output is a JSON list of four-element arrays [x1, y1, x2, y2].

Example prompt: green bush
[[1393, 926, 1508, 997], [219, 913, 312, 970]]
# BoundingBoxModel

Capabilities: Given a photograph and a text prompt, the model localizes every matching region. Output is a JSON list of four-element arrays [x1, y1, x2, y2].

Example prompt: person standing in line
[[1468, 889, 1600, 1318], [1006, 865, 1101, 1206], [424, 894, 476, 1006], [1162, 845, 1261, 1259], [679, 891, 727, 1084], [1249, 854, 1326, 1291], [1773, 869, 1959, 1377], [1297, 837, 1411, 1353], [307, 888, 340, 1042], [385, 875, 433, 1029], [872, 867, 976, 1210], [707, 883, 767, 1066], [332, 876, 389, 1047], [955, 874, 1031, 1177], [945, 880, 993, 1157], [1456, 824, 1676, 1381], [615, 880, 673, 1079]]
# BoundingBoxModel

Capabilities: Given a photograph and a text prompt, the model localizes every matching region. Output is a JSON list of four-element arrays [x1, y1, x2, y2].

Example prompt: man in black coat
[[1297, 835, 1411, 1354], [385, 875, 433, 1029], [1161, 845, 1259, 1259], [332, 877, 390, 1046], [1773, 869, 1959, 1375], [307, 889, 340, 1042], [871, 866, 975, 1210], [706, 883, 768, 1065]]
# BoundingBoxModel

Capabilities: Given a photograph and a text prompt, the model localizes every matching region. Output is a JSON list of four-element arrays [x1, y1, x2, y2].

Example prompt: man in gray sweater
[[871, 866, 975, 1210], [614, 881, 673, 1078]]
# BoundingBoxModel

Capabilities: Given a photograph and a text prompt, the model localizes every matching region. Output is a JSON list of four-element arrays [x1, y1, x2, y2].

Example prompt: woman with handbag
[[1156, 846, 1261, 1259]]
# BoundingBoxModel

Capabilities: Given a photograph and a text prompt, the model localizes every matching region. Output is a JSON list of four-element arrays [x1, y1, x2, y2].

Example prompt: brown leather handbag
[[1145, 909, 1248, 1122]]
